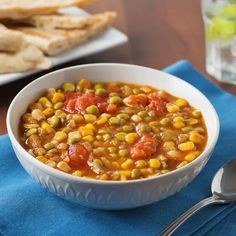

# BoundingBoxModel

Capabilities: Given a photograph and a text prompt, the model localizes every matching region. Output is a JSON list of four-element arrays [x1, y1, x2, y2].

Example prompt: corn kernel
[[120, 175, 127, 181], [62, 82, 75, 92], [32, 109, 46, 121], [189, 132, 203, 144], [43, 107, 54, 117], [131, 115, 142, 122], [96, 116, 107, 125], [173, 116, 184, 122], [163, 141, 175, 150], [149, 159, 161, 168], [149, 121, 159, 127], [79, 124, 95, 136], [73, 170, 83, 177], [119, 170, 131, 177], [83, 135, 94, 143], [125, 133, 139, 144], [84, 114, 96, 123], [36, 155, 48, 163], [57, 161, 71, 173], [46, 160, 57, 168], [121, 159, 134, 169], [167, 150, 181, 158], [188, 118, 199, 125], [54, 131, 68, 142], [68, 131, 81, 144], [173, 121, 185, 129], [175, 98, 188, 107], [38, 97, 52, 108], [166, 103, 180, 113], [192, 110, 202, 118], [185, 151, 200, 162], [52, 92, 65, 104], [135, 160, 147, 168], [178, 141, 195, 151]]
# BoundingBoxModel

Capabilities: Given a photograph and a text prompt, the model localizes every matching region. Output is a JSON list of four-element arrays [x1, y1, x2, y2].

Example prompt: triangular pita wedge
[[10, 12, 117, 56], [0, 23, 24, 52], [0, 0, 95, 19], [16, 12, 111, 30], [0, 44, 51, 74]]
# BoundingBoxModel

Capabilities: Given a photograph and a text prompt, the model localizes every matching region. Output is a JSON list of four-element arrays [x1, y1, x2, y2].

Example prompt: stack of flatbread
[[0, 0, 117, 74]]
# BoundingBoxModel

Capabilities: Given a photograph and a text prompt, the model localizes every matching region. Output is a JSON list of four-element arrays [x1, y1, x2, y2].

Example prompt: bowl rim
[[7, 63, 220, 185]]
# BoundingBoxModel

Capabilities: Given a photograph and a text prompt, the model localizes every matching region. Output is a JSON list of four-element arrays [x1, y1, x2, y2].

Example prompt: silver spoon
[[157, 158, 236, 236]]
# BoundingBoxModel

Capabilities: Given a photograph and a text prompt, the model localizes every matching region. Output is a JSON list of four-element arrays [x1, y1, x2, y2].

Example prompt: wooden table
[[1, 0, 236, 135]]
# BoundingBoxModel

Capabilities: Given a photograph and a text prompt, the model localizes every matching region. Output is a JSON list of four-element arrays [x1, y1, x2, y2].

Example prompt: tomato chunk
[[123, 94, 149, 107], [68, 143, 89, 167], [148, 92, 167, 115], [131, 136, 157, 160], [64, 99, 77, 113], [75, 93, 102, 113]]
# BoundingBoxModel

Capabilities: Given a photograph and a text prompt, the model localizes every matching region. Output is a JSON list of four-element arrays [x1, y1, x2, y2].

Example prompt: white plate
[[0, 8, 128, 86]]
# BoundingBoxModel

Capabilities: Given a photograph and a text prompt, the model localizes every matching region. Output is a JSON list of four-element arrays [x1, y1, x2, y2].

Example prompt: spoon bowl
[[158, 158, 236, 236], [212, 158, 236, 201]]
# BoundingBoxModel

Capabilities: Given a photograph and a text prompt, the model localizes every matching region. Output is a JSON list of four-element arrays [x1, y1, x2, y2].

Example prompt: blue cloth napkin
[[1, 60, 236, 236]]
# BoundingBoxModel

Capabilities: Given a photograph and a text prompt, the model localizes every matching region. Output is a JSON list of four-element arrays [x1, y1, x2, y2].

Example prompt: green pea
[[93, 147, 105, 155], [109, 117, 120, 125], [144, 117, 153, 122], [44, 142, 55, 150], [53, 102, 64, 110], [86, 105, 99, 115], [118, 149, 128, 157], [47, 116, 59, 128], [140, 124, 151, 132], [135, 160, 147, 168], [61, 127, 72, 134], [62, 82, 75, 92], [94, 83, 103, 89], [95, 88, 106, 95], [47, 148, 58, 154], [108, 147, 117, 153], [133, 88, 140, 94], [122, 125, 134, 132], [137, 111, 148, 117], [96, 135, 102, 140], [131, 169, 141, 178], [103, 134, 112, 141], [116, 113, 130, 120], [115, 132, 126, 141], [68, 131, 80, 144], [160, 118, 170, 126], [25, 128, 38, 137], [109, 96, 122, 104]]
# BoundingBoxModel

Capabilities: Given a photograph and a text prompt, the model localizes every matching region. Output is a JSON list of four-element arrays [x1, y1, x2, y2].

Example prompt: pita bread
[[0, 0, 95, 19], [0, 24, 24, 52], [0, 44, 51, 74], [18, 14, 96, 30], [11, 12, 117, 56]]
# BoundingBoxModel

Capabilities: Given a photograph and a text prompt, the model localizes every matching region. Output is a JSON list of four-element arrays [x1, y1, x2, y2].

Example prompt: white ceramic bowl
[[7, 64, 219, 210]]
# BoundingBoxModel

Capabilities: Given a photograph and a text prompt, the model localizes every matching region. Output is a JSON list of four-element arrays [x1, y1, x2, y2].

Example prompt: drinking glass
[[202, 0, 236, 84]]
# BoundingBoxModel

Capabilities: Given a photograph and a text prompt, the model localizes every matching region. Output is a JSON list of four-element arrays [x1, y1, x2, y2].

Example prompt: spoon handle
[[157, 196, 226, 236]]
